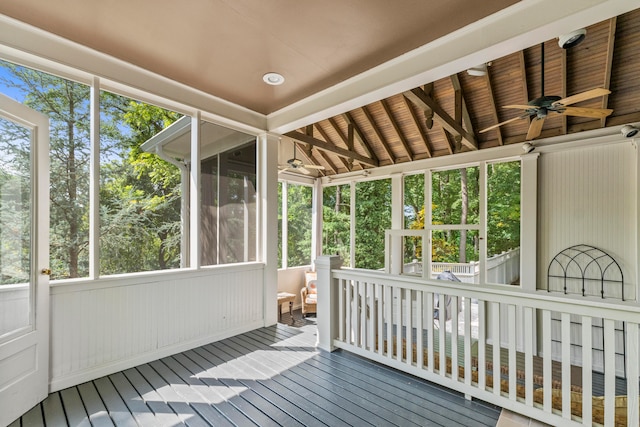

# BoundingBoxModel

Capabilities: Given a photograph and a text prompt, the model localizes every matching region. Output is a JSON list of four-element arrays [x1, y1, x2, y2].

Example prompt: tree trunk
[[459, 168, 468, 263]]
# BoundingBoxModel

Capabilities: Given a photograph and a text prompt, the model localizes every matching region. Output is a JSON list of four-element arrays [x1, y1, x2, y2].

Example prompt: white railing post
[[316, 255, 342, 351]]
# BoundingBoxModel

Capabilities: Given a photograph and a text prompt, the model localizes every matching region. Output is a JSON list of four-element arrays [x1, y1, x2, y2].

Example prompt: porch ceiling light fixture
[[522, 142, 535, 153], [558, 28, 586, 49], [263, 72, 285, 85]]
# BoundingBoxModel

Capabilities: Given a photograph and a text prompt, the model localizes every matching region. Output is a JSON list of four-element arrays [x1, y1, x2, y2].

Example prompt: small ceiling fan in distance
[[278, 143, 325, 175], [480, 43, 613, 140]]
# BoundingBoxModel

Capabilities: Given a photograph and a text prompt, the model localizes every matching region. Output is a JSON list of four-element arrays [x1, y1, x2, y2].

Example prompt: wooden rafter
[[317, 149, 338, 175], [401, 95, 432, 158], [601, 17, 617, 128], [450, 74, 475, 137], [314, 123, 353, 171], [518, 51, 529, 103], [482, 68, 503, 145], [342, 112, 379, 162], [380, 99, 414, 161], [361, 105, 396, 164], [284, 130, 378, 168], [403, 87, 478, 150], [560, 47, 568, 135]]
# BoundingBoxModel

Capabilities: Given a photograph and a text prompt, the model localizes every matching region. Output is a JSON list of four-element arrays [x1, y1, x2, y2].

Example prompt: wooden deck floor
[[11, 313, 501, 426]]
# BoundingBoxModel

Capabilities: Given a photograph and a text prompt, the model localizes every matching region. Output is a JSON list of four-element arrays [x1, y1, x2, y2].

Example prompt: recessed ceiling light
[[263, 72, 285, 86]]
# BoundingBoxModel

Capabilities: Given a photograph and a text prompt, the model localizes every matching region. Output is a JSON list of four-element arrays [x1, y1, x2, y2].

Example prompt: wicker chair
[[301, 271, 317, 317]]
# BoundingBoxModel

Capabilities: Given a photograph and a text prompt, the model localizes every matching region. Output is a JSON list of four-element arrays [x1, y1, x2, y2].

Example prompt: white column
[[311, 178, 323, 268], [391, 174, 403, 274], [520, 153, 539, 291], [189, 112, 201, 269], [479, 162, 487, 285], [89, 77, 100, 278], [259, 132, 279, 326], [316, 255, 342, 351]]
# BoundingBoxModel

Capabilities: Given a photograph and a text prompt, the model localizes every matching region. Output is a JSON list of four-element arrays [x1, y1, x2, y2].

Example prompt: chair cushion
[[305, 293, 317, 304], [307, 279, 317, 295]]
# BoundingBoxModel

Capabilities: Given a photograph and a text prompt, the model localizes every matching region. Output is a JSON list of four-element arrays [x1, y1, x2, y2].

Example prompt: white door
[[0, 94, 50, 427]]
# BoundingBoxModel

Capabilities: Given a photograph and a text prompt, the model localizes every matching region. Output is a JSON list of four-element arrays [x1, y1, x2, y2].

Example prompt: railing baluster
[[582, 316, 593, 426], [338, 279, 345, 342], [386, 285, 393, 361], [406, 289, 413, 366], [478, 300, 486, 390], [416, 290, 424, 369], [604, 319, 616, 427], [345, 280, 352, 345], [626, 322, 639, 427], [508, 304, 517, 400], [524, 306, 533, 406], [439, 293, 446, 376], [561, 312, 571, 419], [492, 301, 500, 397], [426, 292, 434, 373], [396, 286, 403, 362], [360, 281, 366, 349], [451, 295, 459, 381], [542, 309, 552, 413], [377, 283, 384, 356], [464, 296, 471, 387], [367, 282, 374, 351]]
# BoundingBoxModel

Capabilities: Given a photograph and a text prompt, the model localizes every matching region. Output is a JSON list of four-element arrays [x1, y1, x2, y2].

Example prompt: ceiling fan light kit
[[558, 28, 587, 49], [278, 143, 325, 175]]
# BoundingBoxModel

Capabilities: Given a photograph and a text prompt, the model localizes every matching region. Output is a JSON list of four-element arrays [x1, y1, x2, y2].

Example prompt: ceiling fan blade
[[559, 106, 613, 118], [278, 167, 291, 174], [299, 166, 312, 175], [303, 164, 325, 170], [553, 88, 610, 106], [502, 105, 535, 110], [479, 115, 528, 133], [526, 117, 545, 140]]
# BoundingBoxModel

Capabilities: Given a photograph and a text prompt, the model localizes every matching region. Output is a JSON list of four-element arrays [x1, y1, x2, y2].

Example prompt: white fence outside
[[316, 255, 640, 427], [402, 248, 520, 285]]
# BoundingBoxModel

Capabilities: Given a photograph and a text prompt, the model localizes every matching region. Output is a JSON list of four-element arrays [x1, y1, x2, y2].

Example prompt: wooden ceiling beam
[[380, 99, 414, 161], [403, 87, 478, 150], [342, 112, 379, 162], [401, 95, 432, 158], [313, 124, 353, 171], [601, 17, 617, 128], [560, 47, 568, 135], [361, 105, 396, 164], [285, 131, 378, 168], [450, 74, 476, 138]]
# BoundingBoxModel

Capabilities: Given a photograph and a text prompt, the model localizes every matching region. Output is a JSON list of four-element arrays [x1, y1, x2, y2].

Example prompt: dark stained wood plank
[[41, 392, 68, 427], [19, 402, 45, 427], [59, 387, 91, 427], [122, 368, 185, 426], [136, 363, 210, 427], [76, 382, 115, 427], [92, 377, 139, 427], [108, 372, 159, 427], [172, 350, 259, 426]]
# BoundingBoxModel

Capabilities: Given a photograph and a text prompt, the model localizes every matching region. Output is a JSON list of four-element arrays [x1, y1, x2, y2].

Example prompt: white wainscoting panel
[[49, 263, 265, 391]]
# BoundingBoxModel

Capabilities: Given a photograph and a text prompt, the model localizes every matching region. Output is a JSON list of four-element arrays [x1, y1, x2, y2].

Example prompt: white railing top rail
[[331, 267, 640, 322]]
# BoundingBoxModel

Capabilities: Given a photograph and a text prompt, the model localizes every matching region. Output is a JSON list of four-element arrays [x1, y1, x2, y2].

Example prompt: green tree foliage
[[286, 184, 312, 267], [487, 161, 521, 256], [355, 179, 391, 269], [0, 61, 181, 278], [322, 184, 350, 266]]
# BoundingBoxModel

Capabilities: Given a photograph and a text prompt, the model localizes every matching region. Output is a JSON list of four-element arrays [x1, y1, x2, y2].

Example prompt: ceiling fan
[[480, 43, 613, 140], [278, 143, 325, 175]]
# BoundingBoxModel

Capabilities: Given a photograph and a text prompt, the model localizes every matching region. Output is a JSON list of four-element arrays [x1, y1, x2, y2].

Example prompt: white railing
[[403, 248, 520, 285], [316, 256, 639, 427]]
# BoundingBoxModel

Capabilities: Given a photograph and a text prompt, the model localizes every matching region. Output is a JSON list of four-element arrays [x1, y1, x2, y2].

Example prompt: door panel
[[0, 94, 49, 427]]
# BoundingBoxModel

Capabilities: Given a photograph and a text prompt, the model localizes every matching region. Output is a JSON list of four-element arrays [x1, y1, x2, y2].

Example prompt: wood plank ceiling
[[284, 8, 640, 176]]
